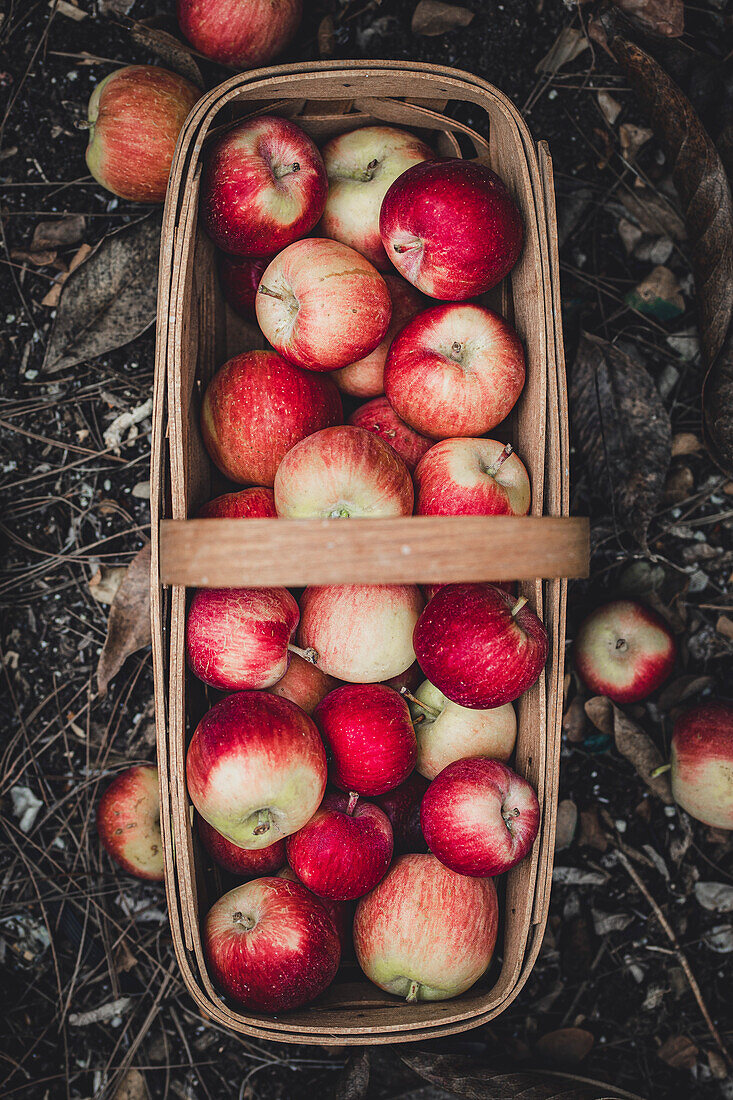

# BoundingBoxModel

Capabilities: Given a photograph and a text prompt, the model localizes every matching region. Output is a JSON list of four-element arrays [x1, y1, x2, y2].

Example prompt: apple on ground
[[298, 583, 424, 683], [379, 158, 523, 299], [373, 772, 429, 853], [320, 125, 434, 269], [406, 679, 516, 780], [197, 486, 276, 519], [274, 425, 413, 518], [278, 866, 352, 953], [414, 583, 548, 709], [201, 350, 342, 486], [201, 115, 326, 257], [421, 758, 539, 876], [574, 599, 676, 704], [415, 438, 530, 516], [286, 791, 393, 900], [256, 238, 392, 372], [218, 254, 269, 321], [267, 653, 340, 715], [348, 397, 432, 473], [198, 816, 286, 877], [332, 275, 425, 398], [384, 303, 525, 439], [315, 683, 417, 795], [203, 877, 340, 1012], [353, 853, 498, 1001], [186, 691, 327, 848], [178, 0, 301, 69], [96, 765, 164, 881], [86, 66, 199, 203], [186, 586, 303, 691], [670, 701, 733, 829]]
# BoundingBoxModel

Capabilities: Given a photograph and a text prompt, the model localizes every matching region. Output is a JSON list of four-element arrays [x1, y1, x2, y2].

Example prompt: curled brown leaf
[[96, 543, 151, 695]]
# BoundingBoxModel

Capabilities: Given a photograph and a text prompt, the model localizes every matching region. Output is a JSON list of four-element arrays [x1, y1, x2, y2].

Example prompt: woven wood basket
[[151, 60, 588, 1044]]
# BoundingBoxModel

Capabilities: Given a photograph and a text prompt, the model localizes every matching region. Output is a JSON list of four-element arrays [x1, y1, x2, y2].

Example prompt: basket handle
[[158, 516, 589, 587]]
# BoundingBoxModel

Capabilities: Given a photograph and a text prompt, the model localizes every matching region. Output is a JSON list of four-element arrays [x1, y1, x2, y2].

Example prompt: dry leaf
[[31, 215, 86, 251], [552, 866, 608, 886], [618, 217, 643, 254], [704, 924, 733, 953], [555, 799, 579, 850], [585, 695, 614, 736], [671, 431, 702, 456], [611, 0, 684, 37], [620, 189, 686, 240], [597, 91, 622, 124], [113, 938, 138, 973], [716, 615, 733, 641], [657, 1035, 698, 1068], [318, 15, 335, 58], [334, 1051, 370, 1100], [411, 0, 474, 35], [42, 242, 93, 308], [112, 1069, 146, 1100], [53, 0, 87, 20], [11, 248, 58, 267], [620, 122, 653, 160], [130, 21, 203, 86], [88, 565, 127, 606], [592, 909, 634, 934], [579, 807, 609, 852], [708, 1049, 729, 1079], [97, 543, 151, 695], [657, 674, 715, 710], [613, 704, 674, 803], [626, 264, 684, 319], [535, 27, 589, 74], [535, 1028, 595, 1064], [694, 881, 733, 913], [69, 997, 131, 1026], [563, 695, 587, 743], [663, 464, 693, 503]]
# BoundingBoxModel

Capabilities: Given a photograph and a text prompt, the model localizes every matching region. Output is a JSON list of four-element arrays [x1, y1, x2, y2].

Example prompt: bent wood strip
[[159, 516, 589, 587]]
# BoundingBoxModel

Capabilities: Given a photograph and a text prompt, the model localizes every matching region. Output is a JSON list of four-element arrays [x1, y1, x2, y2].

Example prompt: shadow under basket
[[150, 60, 589, 1045]]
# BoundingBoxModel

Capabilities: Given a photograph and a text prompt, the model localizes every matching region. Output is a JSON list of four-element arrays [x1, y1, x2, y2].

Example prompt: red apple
[[274, 425, 413, 518], [421, 758, 539, 877], [256, 238, 392, 371], [286, 791, 393, 900], [315, 684, 417, 795], [414, 583, 548, 709], [201, 350, 342, 486], [197, 486, 276, 519], [277, 865, 353, 952], [353, 853, 498, 1001], [186, 586, 300, 691], [186, 692, 327, 848], [348, 397, 432, 473], [423, 581, 516, 601], [379, 158, 523, 300], [407, 679, 516, 780], [574, 600, 676, 704], [384, 303, 525, 439], [320, 126, 434, 269], [201, 115, 326, 258], [415, 439, 530, 517], [198, 816, 286, 877], [85, 66, 199, 203], [218, 254, 269, 321], [670, 702, 733, 829], [267, 653, 340, 715], [373, 772, 429, 853], [96, 765, 164, 881], [178, 0, 301, 69], [298, 584, 424, 683], [332, 275, 425, 398], [203, 877, 339, 1012]]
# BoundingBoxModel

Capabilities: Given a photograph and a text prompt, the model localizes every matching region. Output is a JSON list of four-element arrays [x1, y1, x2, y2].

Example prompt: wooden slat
[[160, 516, 589, 587]]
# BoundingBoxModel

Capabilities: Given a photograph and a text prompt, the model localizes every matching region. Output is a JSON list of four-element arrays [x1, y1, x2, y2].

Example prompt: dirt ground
[[1, 1, 732, 1098]]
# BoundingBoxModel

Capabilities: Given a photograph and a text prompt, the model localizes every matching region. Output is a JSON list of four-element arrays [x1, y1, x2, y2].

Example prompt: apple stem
[[511, 596, 528, 618], [393, 240, 422, 255], [288, 643, 319, 665], [651, 763, 672, 778], [502, 806, 521, 832], [346, 792, 359, 815], [400, 687, 440, 718], [485, 442, 513, 479], [232, 910, 256, 931], [360, 157, 380, 182], [615, 637, 628, 652], [273, 161, 301, 179], [406, 981, 420, 1003], [258, 284, 285, 301], [252, 809, 271, 836], [76, 119, 93, 131]]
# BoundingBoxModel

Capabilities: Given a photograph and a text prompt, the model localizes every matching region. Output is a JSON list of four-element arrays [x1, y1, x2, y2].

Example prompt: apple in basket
[[298, 584, 424, 683], [315, 683, 417, 795], [348, 397, 432, 473], [255, 238, 392, 371], [415, 439, 530, 517], [286, 791, 393, 900], [217, 254, 269, 322], [421, 758, 540, 877], [273, 425, 414, 518], [178, 0, 301, 70], [203, 877, 340, 1012], [85, 66, 199, 203], [197, 817, 286, 878], [406, 679, 517, 780], [186, 692, 327, 848], [384, 303, 525, 439], [332, 275, 425, 399], [201, 350, 342, 486], [96, 765, 164, 881], [277, 866, 352, 953], [186, 586, 308, 692], [373, 772, 429, 854], [200, 115, 326, 257], [670, 701, 733, 829], [320, 125, 434, 268], [574, 599, 676, 704], [197, 486, 276, 519], [354, 853, 498, 1001], [414, 583, 548, 709], [379, 158, 523, 299], [266, 653, 340, 715]]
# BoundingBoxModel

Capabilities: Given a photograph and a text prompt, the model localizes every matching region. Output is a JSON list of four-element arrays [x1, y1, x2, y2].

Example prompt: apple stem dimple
[[346, 792, 359, 815], [485, 442, 513, 479], [615, 638, 628, 652], [393, 240, 422, 255], [360, 157, 380, 182], [232, 910, 256, 931], [288, 642, 319, 664], [400, 687, 440, 718], [252, 809, 271, 837], [273, 161, 300, 179], [406, 981, 420, 1003], [511, 596, 528, 618]]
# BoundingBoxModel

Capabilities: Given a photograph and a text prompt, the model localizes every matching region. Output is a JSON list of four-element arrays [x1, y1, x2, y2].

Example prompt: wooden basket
[[151, 60, 588, 1044]]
